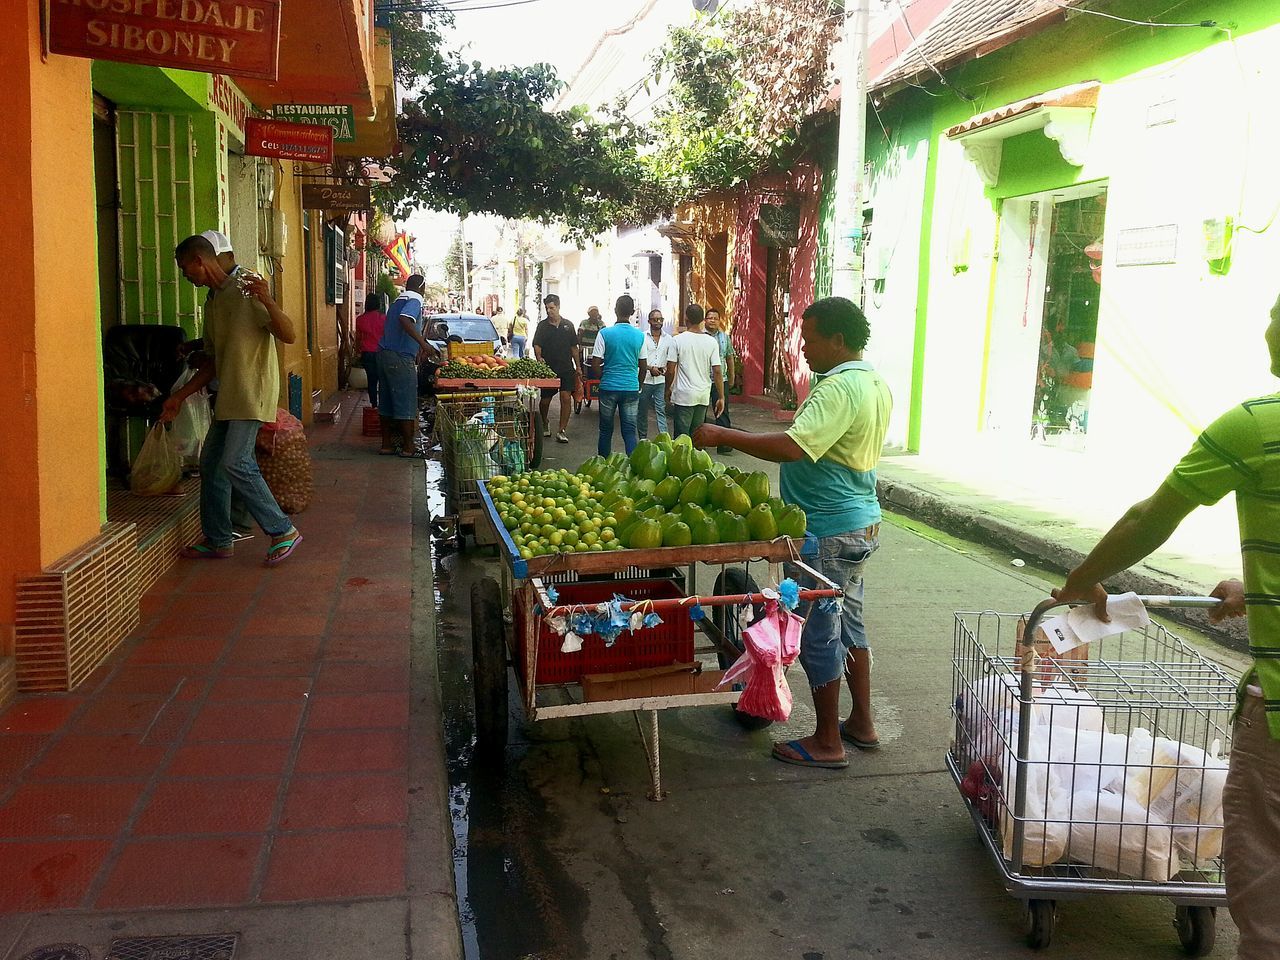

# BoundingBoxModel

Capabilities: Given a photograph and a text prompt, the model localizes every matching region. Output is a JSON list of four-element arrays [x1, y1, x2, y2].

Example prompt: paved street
[[433, 397, 1244, 960]]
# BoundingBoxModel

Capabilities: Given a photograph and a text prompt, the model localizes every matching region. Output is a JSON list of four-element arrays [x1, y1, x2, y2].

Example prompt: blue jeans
[[637, 381, 666, 439], [511, 335, 526, 358], [597, 389, 639, 456], [671, 403, 707, 439], [200, 419, 294, 549], [376, 350, 418, 421], [789, 528, 879, 688], [361, 350, 380, 408]]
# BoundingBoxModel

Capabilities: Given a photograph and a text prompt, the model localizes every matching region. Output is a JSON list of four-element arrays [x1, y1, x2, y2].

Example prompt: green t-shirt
[[1165, 394, 1280, 738], [204, 273, 279, 423]]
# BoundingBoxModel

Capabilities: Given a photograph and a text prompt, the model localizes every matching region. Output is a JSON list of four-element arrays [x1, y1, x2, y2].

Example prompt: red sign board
[[47, 0, 282, 81], [244, 118, 334, 164]]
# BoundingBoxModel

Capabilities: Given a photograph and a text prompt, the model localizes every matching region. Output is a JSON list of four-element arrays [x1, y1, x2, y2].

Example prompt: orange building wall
[[0, 3, 105, 651]]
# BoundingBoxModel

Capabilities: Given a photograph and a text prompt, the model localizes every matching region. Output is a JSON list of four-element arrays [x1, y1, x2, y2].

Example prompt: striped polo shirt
[[1165, 394, 1280, 739]]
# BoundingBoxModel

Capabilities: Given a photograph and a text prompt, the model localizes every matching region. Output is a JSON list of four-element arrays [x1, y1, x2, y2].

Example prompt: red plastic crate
[[516, 578, 695, 685], [362, 406, 381, 436]]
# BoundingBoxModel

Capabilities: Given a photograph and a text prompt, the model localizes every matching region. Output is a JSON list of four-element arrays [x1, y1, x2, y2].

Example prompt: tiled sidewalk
[[0, 401, 417, 914]]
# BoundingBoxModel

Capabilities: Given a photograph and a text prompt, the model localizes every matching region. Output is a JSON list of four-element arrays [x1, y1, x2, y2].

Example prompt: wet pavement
[[426, 398, 1244, 960]]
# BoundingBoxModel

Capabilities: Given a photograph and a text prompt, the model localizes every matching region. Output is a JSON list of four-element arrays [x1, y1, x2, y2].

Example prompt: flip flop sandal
[[264, 531, 303, 567], [397, 450, 419, 459], [841, 728, 881, 750], [771, 739, 849, 769], [180, 542, 233, 560]]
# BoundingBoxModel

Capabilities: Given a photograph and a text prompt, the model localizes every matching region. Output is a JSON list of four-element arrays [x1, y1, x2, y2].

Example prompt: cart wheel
[[1024, 900, 1056, 949], [471, 577, 508, 756], [526, 411, 543, 469], [711, 568, 772, 731], [1175, 906, 1216, 957]]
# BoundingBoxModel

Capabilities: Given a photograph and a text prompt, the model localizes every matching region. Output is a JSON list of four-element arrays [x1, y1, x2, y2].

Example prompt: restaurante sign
[[47, 0, 282, 81]]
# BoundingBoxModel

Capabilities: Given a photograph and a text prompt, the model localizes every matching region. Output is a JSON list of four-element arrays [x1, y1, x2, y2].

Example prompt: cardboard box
[[581, 663, 727, 702]]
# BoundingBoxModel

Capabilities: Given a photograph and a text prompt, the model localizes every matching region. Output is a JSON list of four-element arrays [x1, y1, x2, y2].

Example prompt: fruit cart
[[471, 478, 842, 799], [433, 381, 555, 547]]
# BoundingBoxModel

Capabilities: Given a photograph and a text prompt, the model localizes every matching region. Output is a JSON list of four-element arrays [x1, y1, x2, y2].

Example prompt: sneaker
[[556, 432, 569, 443]]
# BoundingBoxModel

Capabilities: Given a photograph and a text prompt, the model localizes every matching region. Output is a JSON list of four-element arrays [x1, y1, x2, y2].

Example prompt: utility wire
[[1042, 0, 1224, 29], [892, 0, 975, 101]]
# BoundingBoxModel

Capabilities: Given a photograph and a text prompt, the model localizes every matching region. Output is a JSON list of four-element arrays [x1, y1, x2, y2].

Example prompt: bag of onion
[[255, 409, 313, 514]]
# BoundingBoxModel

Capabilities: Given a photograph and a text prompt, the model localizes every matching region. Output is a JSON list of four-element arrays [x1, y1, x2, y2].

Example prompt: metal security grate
[[106, 934, 239, 960], [21, 946, 91, 960]]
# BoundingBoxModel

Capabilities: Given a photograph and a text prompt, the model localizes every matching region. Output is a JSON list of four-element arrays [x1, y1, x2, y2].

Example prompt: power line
[[892, 0, 975, 101], [1042, 0, 1225, 29]]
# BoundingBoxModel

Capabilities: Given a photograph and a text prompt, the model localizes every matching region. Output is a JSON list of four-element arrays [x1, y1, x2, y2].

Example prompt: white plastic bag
[[1126, 735, 1227, 867], [1065, 788, 1177, 881], [1000, 723, 1070, 866], [130, 422, 182, 496], [170, 368, 211, 466]]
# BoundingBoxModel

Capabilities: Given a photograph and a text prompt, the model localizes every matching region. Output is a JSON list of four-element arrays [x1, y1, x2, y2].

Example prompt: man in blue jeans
[[694, 296, 892, 768], [164, 233, 303, 566], [588, 294, 646, 456]]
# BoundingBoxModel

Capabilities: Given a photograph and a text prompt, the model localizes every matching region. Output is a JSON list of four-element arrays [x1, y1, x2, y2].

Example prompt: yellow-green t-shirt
[[1165, 394, 1280, 738], [204, 273, 279, 423]]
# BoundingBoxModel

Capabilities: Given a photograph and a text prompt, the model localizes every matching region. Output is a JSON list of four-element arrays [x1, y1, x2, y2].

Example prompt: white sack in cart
[[959, 676, 1104, 752], [999, 723, 1070, 867], [1065, 787, 1177, 882], [1126, 734, 1227, 868], [1046, 727, 1135, 799]]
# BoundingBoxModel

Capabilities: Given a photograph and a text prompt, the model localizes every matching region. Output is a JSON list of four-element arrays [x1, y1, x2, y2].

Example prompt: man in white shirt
[[665, 303, 724, 438], [638, 308, 672, 440]]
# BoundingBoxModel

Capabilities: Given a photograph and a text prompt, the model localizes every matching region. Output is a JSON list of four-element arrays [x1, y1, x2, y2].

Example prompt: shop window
[[324, 223, 345, 305], [1030, 189, 1107, 446]]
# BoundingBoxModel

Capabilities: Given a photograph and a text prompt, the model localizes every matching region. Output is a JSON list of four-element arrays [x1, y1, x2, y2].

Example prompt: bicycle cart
[[949, 596, 1238, 953], [431, 379, 556, 547], [471, 479, 841, 799]]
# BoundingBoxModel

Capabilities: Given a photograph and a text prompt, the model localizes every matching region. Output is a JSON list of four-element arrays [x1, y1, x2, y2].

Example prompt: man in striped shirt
[[1055, 300, 1280, 958]]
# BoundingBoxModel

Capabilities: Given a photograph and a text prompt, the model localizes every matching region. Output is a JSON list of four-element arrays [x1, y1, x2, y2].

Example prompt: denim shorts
[[788, 527, 879, 688], [377, 350, 418, 421]]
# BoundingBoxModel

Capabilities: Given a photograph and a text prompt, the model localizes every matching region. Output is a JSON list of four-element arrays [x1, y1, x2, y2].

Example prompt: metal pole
[[460, 216, 470, 310], [831, 0, 870, 303]]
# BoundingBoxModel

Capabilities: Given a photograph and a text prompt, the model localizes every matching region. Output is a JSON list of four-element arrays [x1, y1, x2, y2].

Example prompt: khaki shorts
[[1223, 691, 1280, 959]]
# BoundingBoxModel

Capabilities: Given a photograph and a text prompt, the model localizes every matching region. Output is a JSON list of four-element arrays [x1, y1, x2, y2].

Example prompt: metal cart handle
[[1021, 594, 1223, 647]]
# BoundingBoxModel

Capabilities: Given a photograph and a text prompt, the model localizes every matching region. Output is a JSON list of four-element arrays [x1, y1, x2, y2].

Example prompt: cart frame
[[949, 595, 1237, 952], [473, 479, 840, 799]]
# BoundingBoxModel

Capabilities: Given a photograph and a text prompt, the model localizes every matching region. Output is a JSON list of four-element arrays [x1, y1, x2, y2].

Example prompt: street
[[427, 401, 1243, 960]]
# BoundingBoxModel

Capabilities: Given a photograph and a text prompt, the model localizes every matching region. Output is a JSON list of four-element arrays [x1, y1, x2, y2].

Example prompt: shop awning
[[337, 29, 397, 159], [235, 0, 376, 116], [945, 81, 1100, 186]]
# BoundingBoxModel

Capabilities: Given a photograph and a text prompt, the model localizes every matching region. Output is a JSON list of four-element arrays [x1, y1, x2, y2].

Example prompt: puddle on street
[[426, 463, 585, 960]]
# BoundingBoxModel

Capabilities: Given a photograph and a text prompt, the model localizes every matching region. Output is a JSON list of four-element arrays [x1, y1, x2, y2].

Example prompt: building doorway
[[763, 245, 794, 403], [93, 95, 121, 334]]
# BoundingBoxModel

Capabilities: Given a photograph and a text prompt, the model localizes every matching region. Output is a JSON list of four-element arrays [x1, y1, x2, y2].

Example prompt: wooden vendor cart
[[471, 479, 841, 799]]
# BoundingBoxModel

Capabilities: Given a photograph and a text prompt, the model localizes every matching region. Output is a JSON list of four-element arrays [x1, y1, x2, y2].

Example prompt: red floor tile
[[335, 592, 412, 613], [73, 695, 169, 734], [305, 693, 409, 730], [130, 636, 229, 666], [241, 614, 330, 638], [327, 612, 410, 636], [321, 634, 408, 663], [1, 697, 82, 734], [0, 780, 146, 838], [315, 663, 408, 694], [148, 611, 243, 638], [208, 675, 313, 701], [95, 835, 262, 909], [260, 827, 405, 901], [139, 702, 198, 745], [0, 840, 113, 911], [279, 773, 406, 831], [166, 741, 292, 778], [225, 635, 324, 664], [101, 665, 208, 698], [31, 734, 167, 780], [294, 729, 407, 774], [0, 735, 48, 778], [187, 700, 304, 742], [133, 778, 280, 836]]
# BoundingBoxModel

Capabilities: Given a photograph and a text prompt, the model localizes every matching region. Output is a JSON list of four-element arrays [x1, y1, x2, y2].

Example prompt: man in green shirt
[[163, 234, 303, 566], [1055, 299, 1280, 957]]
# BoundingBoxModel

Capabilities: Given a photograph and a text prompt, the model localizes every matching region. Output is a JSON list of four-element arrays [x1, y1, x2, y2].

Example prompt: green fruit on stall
[[654, 476, 682, 508], [662, 521, 693, 547], [709, 475, 737, 508], [626, 519, 663, 549], [629, 440, 655, 474], [743, 471, 771, 507], [721, 482, 753, 517], [714, 510, 750, 544], [668, 444, 693, 479], [747, 502, 778, 540], [691, 516, 720, 545], [776, 504, 807, 538], [629, 477, 658, 499], [690, 448, 713, 474], [679, 474, 709, 506], [680, 501, 706, 528]]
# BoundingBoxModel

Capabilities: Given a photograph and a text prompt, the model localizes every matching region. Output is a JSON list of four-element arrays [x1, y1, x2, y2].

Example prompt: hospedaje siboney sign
[[47, 0, 282, 81], [243, 117, 334, 165]]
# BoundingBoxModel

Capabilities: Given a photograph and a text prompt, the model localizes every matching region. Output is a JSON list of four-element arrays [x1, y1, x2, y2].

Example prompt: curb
[[877, 475, 1250, 653]]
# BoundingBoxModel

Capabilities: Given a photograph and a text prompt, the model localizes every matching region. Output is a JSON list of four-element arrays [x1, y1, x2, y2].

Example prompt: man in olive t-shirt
[[164, 233, 303, 566]]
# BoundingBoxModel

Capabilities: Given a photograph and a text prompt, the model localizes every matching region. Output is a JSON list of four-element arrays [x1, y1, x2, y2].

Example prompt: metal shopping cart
[[949, 596, 1239, 954]]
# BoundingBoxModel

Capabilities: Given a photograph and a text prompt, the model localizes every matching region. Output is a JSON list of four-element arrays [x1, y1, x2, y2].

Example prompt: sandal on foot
[[771, 740, 848, 769], [180, 542, 233, 560], [397, 449, 419, 459], [264, 530, 303, 567], [840, 727, 881, 750]]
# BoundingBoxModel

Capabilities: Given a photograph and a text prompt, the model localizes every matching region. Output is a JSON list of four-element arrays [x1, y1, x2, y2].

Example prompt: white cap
[[200, 229, 233, 254]]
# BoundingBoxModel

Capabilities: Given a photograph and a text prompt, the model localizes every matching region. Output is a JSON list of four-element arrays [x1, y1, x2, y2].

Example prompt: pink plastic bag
[[716, 602, 803, 721]]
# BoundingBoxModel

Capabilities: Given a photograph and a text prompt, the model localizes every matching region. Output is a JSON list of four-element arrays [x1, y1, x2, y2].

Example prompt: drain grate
[[22, 947, 91, 960], [106, 935, 239, 960]]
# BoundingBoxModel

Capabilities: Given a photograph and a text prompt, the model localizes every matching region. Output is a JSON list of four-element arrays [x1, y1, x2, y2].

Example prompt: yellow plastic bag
[[130, 422, 183, 496]]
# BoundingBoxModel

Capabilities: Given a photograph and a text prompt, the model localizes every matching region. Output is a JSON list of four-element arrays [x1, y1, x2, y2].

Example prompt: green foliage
[[380, 13, 667, 243]]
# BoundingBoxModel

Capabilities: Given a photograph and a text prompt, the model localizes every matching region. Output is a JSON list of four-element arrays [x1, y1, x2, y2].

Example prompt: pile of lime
[[487, 433, 806, 560]]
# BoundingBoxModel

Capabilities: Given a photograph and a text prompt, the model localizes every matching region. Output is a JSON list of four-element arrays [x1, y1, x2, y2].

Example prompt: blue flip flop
[[841, 728, 881, 751], [771, 739, 849, 769]]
